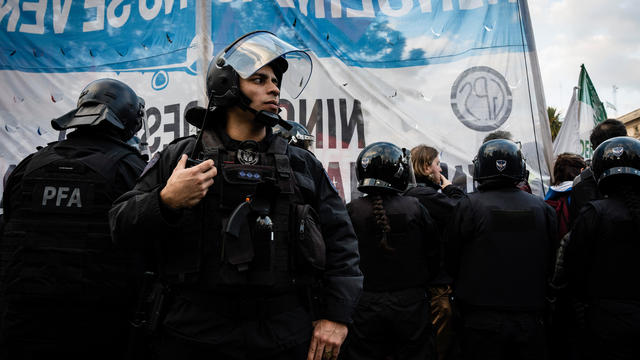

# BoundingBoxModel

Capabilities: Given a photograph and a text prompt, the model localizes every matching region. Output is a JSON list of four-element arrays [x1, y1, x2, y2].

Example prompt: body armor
[[164, 133, 319, 290], [1, 142, 137, 305]]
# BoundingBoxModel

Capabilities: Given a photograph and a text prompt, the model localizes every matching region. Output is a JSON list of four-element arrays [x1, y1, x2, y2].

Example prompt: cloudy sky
[[529, 0, 640, 119]]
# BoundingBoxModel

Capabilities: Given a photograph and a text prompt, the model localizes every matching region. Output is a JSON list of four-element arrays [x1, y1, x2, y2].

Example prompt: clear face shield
[[136, 97, 151, 160], [220, 31, 313, 99], [403, 148, 417, 189]]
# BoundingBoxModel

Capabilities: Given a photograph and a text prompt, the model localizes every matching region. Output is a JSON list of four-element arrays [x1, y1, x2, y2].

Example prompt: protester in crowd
[[544, 152, 586, 360], [545, 152, 586, 243], [446, 139, 556, 360], [0, 79, 148, 360], [570, 119, 628, 221], [564, 136, 640, 360], [343, 142, 438, 360], [404, 144, 465, 360], [109, 31, 362, 360]]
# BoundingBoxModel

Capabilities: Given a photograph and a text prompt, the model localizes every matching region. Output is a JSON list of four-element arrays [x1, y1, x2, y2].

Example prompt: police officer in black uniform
[[445, 139, 556, 360], [344, 142, 438, 360], [564, 136, 640, 360], [0, 78, 147, 360], [273, 120, 314, 151], [108, 31, 362, 360], [569, 119, 627, 221]]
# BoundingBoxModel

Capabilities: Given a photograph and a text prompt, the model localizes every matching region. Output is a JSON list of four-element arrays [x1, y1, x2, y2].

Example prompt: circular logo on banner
[[450, 66, 512, 131], [152, 70, 169, 91]]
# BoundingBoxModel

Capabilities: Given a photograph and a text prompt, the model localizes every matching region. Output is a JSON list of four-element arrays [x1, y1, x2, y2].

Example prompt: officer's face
[[239, 65, 280, 114]]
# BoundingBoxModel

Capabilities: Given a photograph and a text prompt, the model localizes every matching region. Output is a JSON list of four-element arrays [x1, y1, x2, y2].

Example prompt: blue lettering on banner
[[211, 0, 526, 68], [1, 0, 527, 74], [0, 0, 196, 76]]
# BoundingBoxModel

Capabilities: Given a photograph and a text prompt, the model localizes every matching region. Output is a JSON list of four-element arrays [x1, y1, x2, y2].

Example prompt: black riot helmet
[[204, 31, 312, 128], [356, 142, 411, 194], [51, 78, 145, 141], [473, 139, 526, 183], [273, 120, 314, 150], [591, 136, 640, 191]]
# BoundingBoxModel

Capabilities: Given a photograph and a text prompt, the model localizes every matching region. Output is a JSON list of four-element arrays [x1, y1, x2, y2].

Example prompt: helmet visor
[[51, 104, 123, 131], [222, 31, 312, 99], [404, 148, 417, 189]]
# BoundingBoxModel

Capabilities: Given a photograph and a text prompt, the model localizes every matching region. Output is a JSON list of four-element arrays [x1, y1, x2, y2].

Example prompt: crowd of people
[[0, 31, 639, 360]]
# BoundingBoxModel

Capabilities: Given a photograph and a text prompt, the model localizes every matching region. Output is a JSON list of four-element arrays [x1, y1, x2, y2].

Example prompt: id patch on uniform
[[32, 181, 93, 213]]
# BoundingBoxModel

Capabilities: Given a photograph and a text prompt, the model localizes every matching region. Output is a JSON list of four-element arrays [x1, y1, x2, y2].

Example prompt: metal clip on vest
[[250, 190, 274, 241]]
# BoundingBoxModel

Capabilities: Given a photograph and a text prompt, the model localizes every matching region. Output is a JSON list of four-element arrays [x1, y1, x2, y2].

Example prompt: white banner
[[1, 0, 552, 204]]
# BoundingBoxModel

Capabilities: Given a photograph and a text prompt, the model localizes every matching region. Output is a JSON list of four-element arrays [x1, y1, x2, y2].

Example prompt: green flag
[[578, 64, 608, 126], [553, 64, 608, 159]]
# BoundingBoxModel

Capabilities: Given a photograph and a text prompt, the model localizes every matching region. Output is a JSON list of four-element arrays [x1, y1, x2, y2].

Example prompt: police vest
[[168, 132, 314, 290], [1, 143, 138, 304]]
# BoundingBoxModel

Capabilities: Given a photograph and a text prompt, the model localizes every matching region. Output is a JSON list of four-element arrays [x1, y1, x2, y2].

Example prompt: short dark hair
[[483, 130, 513, 143], [590, 119, 627, 150], [552, 153, 586, 185]]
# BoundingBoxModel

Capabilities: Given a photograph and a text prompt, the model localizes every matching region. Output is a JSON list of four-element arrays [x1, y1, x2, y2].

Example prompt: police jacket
[[0, 129, 146, 343], [570, 168, 600, 222], [347, 194, 439, 292], [109, 121, 363, 325], [566, 197, 640, 302], [404, 175, 466, 235], [445, 185, 556, 311]]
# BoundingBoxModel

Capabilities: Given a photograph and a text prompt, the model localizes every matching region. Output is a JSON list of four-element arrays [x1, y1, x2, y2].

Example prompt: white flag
[[552, 65, 608, 160]]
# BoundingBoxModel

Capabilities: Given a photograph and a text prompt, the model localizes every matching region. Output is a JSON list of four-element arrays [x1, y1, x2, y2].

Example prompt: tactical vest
[[172, 132, 312, 290], [1, 143, 138, 305]]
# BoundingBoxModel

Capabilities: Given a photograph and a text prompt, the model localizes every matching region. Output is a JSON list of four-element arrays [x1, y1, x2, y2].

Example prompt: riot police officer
[[570, 119, 627, 220], [0, 78, 148, 360], [344, 142, 438, 360], [109, 31, 362, 360], [445, 139, 556, 360], [273, 120, 314, 151], [564, 136, 640, 360]]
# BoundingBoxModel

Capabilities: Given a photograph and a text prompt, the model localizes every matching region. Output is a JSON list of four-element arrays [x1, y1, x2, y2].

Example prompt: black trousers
[[343, 288, 435, 360], [583, 300, 640, 360], [152, 292, 314, 360], [460, 310, 547, 360]]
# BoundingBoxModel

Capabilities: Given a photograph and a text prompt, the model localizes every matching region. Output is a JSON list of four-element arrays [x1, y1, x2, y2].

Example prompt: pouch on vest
[[294, 203, 325, 271]]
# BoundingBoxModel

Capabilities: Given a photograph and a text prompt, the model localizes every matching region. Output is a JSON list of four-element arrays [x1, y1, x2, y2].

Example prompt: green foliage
[[548, 106, 562, 141]]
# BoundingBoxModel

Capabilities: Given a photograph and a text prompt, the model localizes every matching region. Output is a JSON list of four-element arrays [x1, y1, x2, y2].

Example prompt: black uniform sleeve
[[569, 170, 599, 222], [442, 184, 466, 199], [305, 156, 363, 324], [109, 140, 193, 250]]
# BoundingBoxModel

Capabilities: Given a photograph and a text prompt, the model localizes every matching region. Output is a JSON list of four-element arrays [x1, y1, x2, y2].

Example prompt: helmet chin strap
[[237, 101, 293, 130]]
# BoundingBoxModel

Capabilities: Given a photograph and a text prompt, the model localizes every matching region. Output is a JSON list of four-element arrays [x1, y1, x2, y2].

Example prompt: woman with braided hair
[[343, 142, 439, 360], [564, 136, 640, 360]]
